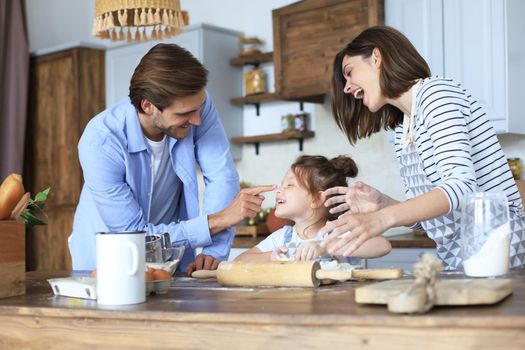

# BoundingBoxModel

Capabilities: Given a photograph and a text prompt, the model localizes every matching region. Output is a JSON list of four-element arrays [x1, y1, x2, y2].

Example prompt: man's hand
[[185, 253, 221, 276], [208, 185, 275, 234]]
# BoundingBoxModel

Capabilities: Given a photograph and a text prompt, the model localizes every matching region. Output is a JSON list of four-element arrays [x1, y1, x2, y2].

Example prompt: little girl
[[235, 155, 392, 263]]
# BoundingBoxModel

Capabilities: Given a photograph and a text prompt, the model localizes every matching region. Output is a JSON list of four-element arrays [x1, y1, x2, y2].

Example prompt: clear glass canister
[[507, 158, 522, 180], [281, 114, 295, 132], [244, 69, 266, 95]]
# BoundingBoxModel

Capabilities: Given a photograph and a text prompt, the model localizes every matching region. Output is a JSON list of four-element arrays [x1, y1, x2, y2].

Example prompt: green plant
[[20, 188, 50, 226]]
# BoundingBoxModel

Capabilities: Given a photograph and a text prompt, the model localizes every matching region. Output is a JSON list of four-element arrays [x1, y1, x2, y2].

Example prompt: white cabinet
[[385, 0, 525, 134], [105, 24, 244, 159], [385, 0, 444, 76], [365, 248, 436, 273]]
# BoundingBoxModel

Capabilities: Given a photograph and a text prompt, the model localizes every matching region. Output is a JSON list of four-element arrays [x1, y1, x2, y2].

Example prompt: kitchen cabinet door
[[443, 0, 506, 132], [272, 0, 384, 101], [105, 24, 243, 159], [385, 0, 444, 76], [26, 47, 105, 271], [386, 0, 525, 134]]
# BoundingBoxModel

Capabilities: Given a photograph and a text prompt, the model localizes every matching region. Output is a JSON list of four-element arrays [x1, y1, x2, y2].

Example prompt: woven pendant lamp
[[92, 0, 189, 42]]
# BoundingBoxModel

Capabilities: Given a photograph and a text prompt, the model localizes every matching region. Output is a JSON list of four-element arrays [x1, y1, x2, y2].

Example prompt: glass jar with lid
[[507, 158, 522, 180]]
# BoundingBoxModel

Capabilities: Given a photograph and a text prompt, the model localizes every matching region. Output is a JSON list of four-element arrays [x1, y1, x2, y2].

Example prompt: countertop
[[0, 269, 523, 349]]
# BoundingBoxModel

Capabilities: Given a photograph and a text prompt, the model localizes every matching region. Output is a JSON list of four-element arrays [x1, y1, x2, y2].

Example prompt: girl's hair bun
[[330, 155, 358, 178]]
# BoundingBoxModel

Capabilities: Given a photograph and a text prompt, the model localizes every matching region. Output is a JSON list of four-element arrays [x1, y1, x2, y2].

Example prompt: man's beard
[[158, 125, 189, 140], [153, 113, 190, 140]]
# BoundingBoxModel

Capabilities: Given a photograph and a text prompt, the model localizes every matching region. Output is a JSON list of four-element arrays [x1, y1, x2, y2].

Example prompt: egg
[[153, 269, 171, 281], [145, 268, 155, 282]]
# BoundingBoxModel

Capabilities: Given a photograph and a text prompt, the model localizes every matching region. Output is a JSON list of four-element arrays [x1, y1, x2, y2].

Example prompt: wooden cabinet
[[25, 47, 105, 271], [105, 24, 243, 160], [386, 0, 525, 134], [272, 0, 384, 101]]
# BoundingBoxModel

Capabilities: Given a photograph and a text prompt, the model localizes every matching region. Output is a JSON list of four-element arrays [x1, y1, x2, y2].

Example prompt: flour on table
[[319, 260, 355, 272]]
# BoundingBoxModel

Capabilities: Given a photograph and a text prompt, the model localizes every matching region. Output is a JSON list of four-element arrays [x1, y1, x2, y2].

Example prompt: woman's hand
[[319, 211, 391, 257], [323, 181, 385, 216], [294, 241, 326, 261], [270, 246, 290, 261]]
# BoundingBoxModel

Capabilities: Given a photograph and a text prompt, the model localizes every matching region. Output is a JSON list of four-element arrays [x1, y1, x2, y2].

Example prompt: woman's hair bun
[[330, 155, 358, 178]]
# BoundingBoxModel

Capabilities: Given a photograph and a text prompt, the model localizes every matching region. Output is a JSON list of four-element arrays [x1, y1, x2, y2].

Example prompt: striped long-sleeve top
[[394, 76, 525, 269]]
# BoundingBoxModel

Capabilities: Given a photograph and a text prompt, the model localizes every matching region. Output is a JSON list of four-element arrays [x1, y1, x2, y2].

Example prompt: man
[[69, 44, 272, 274]]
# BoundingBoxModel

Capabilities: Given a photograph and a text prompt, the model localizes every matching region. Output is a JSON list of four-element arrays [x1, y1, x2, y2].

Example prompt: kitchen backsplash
[[234, 100, 406, 208]]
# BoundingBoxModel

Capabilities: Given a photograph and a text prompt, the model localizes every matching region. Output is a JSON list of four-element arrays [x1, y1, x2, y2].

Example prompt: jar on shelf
[[294, 113, 307, 132], [281, 114, 295, 132], [244, 69, 266, 95], [507, 158, 522, 180], [239, 37, 263, 56]]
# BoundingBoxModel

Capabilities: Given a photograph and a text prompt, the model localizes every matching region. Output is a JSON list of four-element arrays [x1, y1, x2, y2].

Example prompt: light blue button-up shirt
[[68, 93, 240, 271]]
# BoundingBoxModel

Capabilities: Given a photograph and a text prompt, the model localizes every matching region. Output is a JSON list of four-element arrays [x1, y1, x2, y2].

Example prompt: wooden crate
[[0, 220, 25, 298], [272, 0, 384, 100], [26, 205, 74, 271]]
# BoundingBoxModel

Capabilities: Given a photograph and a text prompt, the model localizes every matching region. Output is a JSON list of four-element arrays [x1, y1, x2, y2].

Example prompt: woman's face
[[341, 51, 384, 112], [275, 169, 313, 221]]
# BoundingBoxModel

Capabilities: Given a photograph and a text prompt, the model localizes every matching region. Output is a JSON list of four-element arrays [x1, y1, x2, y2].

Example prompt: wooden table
[[0, 270, 524, 349]]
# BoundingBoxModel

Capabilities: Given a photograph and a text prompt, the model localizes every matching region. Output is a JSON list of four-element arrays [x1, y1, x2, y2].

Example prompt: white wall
[[25, 0, 96, 52], [181, 0, 406, 207], [24, 0, 525, 209]]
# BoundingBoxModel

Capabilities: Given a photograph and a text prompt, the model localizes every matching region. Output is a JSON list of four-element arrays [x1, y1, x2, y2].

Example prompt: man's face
[[150, 89, 206, 140]]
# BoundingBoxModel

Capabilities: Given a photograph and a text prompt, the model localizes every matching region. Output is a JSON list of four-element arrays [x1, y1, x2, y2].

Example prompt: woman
[[319, 26, 525, 270]]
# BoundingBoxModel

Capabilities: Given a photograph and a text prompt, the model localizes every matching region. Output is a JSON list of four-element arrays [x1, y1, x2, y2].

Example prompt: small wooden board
[[356, 278, 513, 305]]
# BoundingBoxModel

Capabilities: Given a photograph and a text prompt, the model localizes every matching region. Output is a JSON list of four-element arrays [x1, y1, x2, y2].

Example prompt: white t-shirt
[[256, 225, 360, 265], [145, 135, 181, 224], [256, 226, 316, 255]]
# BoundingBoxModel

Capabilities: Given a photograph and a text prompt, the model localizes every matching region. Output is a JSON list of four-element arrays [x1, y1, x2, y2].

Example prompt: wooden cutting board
[[355, 278, 513, 306]]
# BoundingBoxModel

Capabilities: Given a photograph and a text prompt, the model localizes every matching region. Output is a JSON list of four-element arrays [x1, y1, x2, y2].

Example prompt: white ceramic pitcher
[[96, 231, 146, 305]]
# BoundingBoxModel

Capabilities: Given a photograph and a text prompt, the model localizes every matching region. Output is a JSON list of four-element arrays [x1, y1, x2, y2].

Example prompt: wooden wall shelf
[[231, 93, 323, 116], [230, 52, 273, 66], [229, 50, 325, 116], [231, 92, 278, 106], [231, 131, 315, 155], [231, 93, 278, 116]]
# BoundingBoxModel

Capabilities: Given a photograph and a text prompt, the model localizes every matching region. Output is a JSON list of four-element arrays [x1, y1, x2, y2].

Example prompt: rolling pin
[[191, 261, 403, 287]]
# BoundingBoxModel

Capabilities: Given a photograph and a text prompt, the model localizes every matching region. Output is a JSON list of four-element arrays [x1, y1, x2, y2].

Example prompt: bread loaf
[[0, 174, 25, 220]]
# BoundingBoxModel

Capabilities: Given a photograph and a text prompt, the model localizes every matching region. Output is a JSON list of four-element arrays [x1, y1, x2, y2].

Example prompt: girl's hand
[[319, 211, 390, 257], [323, 181, 384, 216], [294, 241, 326, 261], [270, 246, 290, 261]]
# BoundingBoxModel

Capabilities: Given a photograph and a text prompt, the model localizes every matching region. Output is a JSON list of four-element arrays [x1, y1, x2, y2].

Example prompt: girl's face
[[275, 169, 313, 221], [341, 50, 384, 112]]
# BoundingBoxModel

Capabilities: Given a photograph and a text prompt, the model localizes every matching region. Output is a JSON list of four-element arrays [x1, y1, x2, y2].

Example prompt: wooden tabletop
[[0, 269, 523, 349]]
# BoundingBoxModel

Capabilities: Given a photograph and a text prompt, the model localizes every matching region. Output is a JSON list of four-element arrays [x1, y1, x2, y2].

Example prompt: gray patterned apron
[[399, 84, 525, 270]]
